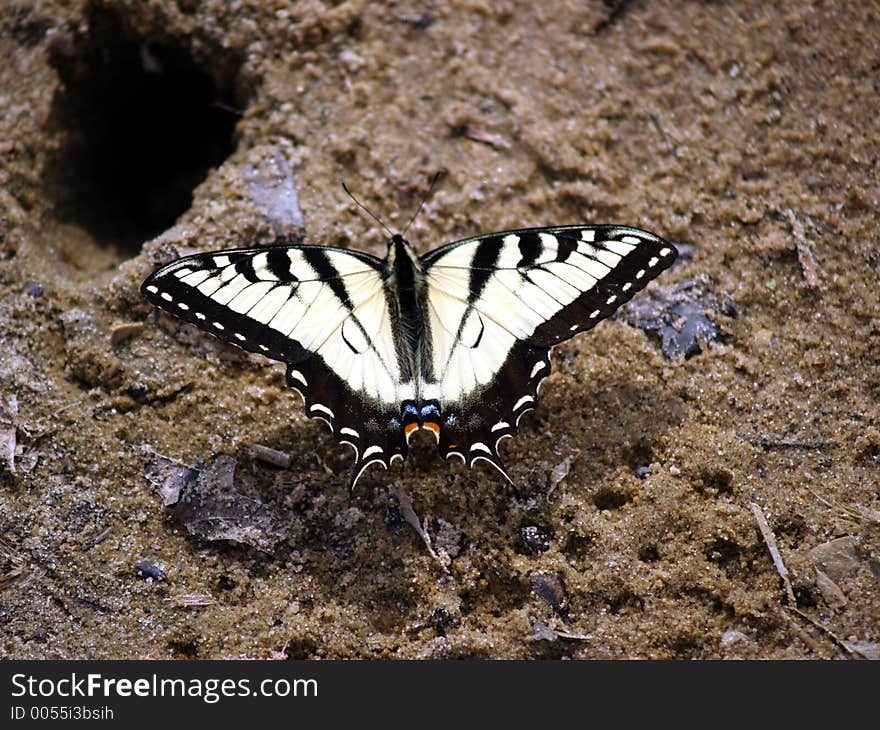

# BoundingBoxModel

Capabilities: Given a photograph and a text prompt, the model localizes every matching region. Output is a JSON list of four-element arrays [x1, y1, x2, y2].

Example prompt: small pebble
[[249, 443, 292, 468], [520, 525, 552, 555], [619, 275, 727, 359], [814, 568, 847, 609], [135, 561, 165, 581], [111, 321, 145, 345], [846, 641, 880, 660], [23, 282, 43, 298], [721, 630, 751, 647], [533, 622, 559, 642], [531, 572, 567, 612], [810, 537, 859, 582]]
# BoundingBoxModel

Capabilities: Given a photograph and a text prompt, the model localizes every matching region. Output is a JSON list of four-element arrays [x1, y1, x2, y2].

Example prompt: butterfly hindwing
[[141, 245, 410, 482], [420, 226, 677, 473]]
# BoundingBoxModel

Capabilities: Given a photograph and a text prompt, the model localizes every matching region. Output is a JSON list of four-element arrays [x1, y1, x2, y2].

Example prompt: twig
[[786, 606, 866, 659], [806, 487, 880, 525], [778, 608, 826, 656], [165, 593, 216, 607], [553, 629, 592, 641], [740, 432, 840, 452], [649, 114, 680, 153], [750, 502, 797, 606], [451, 125, 510, 150], [391, 484, 449, 571], [784, 209, 821, 290], [547, 449, 579, 498], [534, 622, 591, 642], [249, 444, 292, 469], [79, 527, 113, 551], [211, 100, 243, 117]]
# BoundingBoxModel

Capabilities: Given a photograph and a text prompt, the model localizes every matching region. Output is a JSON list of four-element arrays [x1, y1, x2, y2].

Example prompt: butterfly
[[142, 224, 677, 488]]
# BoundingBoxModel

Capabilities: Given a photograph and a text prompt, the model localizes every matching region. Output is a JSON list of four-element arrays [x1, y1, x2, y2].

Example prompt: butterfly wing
[[420, 225, 678, 477], [141, 245, 410, 485]]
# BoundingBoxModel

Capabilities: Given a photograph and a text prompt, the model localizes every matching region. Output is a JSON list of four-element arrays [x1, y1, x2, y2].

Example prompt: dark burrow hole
[[592, 486, 633, 511], [624, 442, 655, 478], [44, 7, 246, 256], [285, 638, 318, 660], [697, 468, 734, 496], [166, 638, 199, 659], [562, 532, 594, 560], [705, 538, 743, 571]]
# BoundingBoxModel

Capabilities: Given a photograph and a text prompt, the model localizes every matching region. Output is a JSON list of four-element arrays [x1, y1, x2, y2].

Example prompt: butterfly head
[[386, 233, 419, 263], [383, 233, 423, 289]]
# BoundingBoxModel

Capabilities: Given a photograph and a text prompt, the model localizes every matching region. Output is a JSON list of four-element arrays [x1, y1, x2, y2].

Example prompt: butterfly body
[[142, 225, 677, 488], [382, 234, 426, 382]]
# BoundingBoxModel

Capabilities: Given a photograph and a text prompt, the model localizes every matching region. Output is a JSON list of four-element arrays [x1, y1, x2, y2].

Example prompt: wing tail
[[433, 341, 551, 483], [286, 363, 407, 491]]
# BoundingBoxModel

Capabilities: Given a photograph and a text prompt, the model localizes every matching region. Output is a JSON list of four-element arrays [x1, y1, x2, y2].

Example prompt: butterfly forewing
[[423, 225, 677, 346]]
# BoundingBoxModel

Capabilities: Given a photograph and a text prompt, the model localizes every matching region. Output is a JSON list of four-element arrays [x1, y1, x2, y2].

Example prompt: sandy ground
[[1, 0, 878, 659]]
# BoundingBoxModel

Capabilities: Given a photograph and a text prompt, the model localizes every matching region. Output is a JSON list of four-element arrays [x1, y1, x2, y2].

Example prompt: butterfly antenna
[[402, 169, 445, 237], [342, 182, 394, 238]]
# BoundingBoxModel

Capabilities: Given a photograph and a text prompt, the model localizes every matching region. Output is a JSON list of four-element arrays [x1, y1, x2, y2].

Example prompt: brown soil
[[1, 0, 878, 659]]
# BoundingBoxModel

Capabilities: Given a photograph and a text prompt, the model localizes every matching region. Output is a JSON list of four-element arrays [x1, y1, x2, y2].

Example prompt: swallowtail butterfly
[[142, 225, 677, 488]]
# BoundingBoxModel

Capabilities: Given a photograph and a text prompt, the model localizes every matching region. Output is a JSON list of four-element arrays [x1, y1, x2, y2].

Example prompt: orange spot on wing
[[422, 421, 441, 437], [404, 423, 419, 437]]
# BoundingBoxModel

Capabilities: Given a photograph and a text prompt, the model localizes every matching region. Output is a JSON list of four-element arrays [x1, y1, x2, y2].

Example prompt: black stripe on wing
[[467, 234, 503, 303]]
